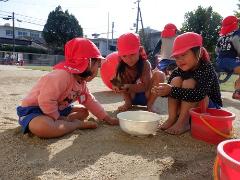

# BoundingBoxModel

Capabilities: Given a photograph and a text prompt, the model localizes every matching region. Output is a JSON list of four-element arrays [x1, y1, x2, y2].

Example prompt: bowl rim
[[117, 110, 161, 123]]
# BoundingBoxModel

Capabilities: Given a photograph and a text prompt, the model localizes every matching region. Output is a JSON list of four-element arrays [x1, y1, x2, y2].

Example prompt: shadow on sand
[[222, 97, 240, 110], [0, 116, 217, 179], [92, 91, 122, 104]]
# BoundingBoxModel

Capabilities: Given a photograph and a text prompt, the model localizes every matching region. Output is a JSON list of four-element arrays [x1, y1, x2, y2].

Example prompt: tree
[[43, 6, 83, 53], [181, 6, 222, 54], [234, 0, 240, 18]]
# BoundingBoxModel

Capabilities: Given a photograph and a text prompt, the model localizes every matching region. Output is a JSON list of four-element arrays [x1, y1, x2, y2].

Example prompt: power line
[[0, 9, 103, 30], [0, 10, 114, 36], [0, 10, 46, 22], [3, 0, 98, 10], [0, 10, 12, 14], [0, 13, 11, 17], [15, 13, 47, 22], [19, 20, 44, 26]]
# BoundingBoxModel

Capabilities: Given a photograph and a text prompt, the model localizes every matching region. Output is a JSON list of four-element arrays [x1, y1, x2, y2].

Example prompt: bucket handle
[[213, 156, 219, 180], [200, 115, 233, 139]]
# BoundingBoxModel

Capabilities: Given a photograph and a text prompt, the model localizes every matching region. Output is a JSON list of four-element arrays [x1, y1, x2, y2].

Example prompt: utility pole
[[135, 0, 144, 34], [135, 0, 140, 33], [2, 12, 15, 53], [134, 0, 145, 47], [12, 12, 15, 53], [106, 12, 109, 55], [111, 22, 114, 45]]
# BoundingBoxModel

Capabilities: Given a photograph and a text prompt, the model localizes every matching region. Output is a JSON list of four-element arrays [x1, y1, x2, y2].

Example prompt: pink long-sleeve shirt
[[21, 69, 107, 120]]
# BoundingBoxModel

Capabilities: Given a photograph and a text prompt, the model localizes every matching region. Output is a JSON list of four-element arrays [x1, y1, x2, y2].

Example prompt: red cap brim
[[53, 60, 88, 74]]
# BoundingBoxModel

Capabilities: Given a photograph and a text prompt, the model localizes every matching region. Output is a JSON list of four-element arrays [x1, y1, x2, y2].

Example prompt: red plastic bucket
[[214, 139, 240, 180], [189, 108, 235, 144]]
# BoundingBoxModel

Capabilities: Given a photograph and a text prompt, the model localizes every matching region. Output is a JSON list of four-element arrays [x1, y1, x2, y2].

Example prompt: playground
[[0, 65, 239, 179]]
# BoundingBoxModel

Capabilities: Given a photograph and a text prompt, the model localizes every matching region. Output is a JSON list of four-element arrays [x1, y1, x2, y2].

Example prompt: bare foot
[[117, 103, 132, 112], [78, 121, 98, 129], [165, 121, 190, 135], [232, 89, 240, 100], [159, 118, 177, 130]]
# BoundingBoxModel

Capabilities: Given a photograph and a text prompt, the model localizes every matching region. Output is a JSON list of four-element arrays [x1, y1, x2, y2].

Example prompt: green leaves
[[42, 5, 83, 53], [181, 6, 222, 55]]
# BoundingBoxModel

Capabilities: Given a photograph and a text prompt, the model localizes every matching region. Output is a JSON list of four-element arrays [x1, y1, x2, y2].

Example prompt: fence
[[0, 51, 64, 66]]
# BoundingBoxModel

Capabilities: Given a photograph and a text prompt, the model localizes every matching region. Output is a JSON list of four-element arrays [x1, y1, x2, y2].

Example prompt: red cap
[[161, 23, 177, 38], [171, 32, 202, 57], [220, 16, 239, 36], [117, 33, 140, 56], [53, 38, 103, 74]]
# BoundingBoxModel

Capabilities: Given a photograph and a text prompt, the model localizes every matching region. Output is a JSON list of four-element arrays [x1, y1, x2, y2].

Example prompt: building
[[142, 27, 161, 53], [91, 28, 160, 57], [91, 38, 117, 57], [0, 23, 46, 48]]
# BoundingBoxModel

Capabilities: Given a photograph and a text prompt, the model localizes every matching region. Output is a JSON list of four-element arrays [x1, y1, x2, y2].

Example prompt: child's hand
[[112, 84, 122, 93], [121, 84, 131, 92], [103, 115, 119, 125], [112, 84, 130, 93], [152, 83, 172, 96]]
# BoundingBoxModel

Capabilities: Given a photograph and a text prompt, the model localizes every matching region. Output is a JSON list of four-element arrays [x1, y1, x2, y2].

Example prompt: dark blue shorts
[[132, 92, 147, 106], [157, 59, 176, 71], [208, 99, 221, 109], [216, 57, 240, 72], [16, 106, 73, 133]]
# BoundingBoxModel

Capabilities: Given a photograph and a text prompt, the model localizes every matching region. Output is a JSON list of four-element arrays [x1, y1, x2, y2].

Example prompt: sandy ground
[[0, 65, 239, 180]]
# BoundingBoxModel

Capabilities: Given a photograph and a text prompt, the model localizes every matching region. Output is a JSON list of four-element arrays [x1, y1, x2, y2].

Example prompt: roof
[[0, 25, 42, 33]]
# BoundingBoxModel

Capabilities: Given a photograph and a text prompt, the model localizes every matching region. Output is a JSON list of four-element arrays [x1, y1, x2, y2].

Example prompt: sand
[[0, 65, 239, 180]]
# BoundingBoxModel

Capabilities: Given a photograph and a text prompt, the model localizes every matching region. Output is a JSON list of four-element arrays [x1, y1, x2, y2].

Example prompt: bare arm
[[232, 35, 240, 57], [128, 61, 152, 93]]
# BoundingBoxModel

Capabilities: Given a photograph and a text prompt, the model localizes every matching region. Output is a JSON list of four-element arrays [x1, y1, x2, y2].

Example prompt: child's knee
[[234, 77, 240, 89], [234, 66, 240, 74], [170, 77, 183, 87], [29, 117, 53, 137], [152, 70, 165, 83], [78, 108, 89, 118], [182, 79, 196, 89]]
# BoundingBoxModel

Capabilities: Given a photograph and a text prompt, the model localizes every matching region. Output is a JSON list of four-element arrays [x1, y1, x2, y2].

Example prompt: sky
[[0, 0, 238, 38]]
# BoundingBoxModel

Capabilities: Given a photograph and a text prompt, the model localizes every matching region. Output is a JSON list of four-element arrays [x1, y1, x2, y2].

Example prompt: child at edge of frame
[[152, 32, 222, 135]]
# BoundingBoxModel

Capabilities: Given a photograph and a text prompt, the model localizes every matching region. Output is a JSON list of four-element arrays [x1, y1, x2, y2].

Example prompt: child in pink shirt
[[17, 38, 118, 138]]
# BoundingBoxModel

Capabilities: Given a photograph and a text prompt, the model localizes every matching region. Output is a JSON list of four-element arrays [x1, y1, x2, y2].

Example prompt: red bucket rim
[[189, 107, 236, 120], [217, 139, 240, 169]]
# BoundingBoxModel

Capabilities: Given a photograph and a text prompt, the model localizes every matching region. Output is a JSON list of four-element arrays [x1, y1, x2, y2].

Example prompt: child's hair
[[116, 55, 144, 83], [78, 70, 93, 78], [191, 46, 201, 59], [77, 58, 99, 78], [191, 46, 210, 62]]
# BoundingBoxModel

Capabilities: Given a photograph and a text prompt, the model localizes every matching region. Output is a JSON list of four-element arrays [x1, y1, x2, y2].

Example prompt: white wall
[[0, 26, 42, 40]]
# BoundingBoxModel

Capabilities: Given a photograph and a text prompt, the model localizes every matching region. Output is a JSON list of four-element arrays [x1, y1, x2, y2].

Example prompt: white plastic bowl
[[117, 110, 161, 136]]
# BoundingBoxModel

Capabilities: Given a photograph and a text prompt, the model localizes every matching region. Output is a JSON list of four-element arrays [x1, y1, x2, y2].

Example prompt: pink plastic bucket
[[189, 108, 235, 144], [214, 139, 240, 180]]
